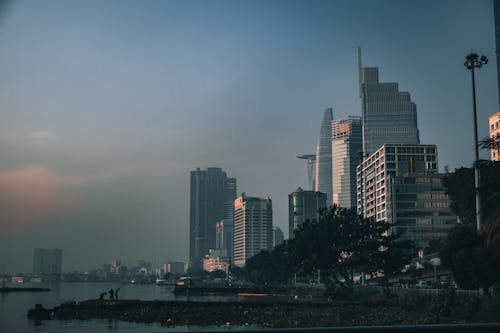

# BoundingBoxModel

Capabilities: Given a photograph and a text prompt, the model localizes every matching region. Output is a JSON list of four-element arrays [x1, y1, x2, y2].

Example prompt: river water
[[0, 282, 248, 333]]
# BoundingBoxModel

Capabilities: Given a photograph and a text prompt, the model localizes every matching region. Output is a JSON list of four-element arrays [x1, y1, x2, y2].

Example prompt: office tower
[[356, 144, 457, 249], [297, 154, 316, 190], [233, 194, 273, 267], [33, 248, 62, 276], [390, 173, 458, 250], [272, 227, 284, 247], [357, 144, 437, 222], [315, 108, 334, 203], [225, 178, 237, 223], [215, 219, 234, 258], [190, 167, 236, 269], [332, 116, 362, 208], [166, 261, 187, 275], [288, 187, 327, 239], [358, 48, 420, 155], [489, 112, 500, 161]]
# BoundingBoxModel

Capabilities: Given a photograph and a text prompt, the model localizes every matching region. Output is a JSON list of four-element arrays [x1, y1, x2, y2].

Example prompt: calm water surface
[[0, 282, 246, 333]]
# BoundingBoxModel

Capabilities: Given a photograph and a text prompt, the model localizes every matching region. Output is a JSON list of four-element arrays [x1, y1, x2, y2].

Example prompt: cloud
[[29, 131, 58, 146], [0, 166, 83, 235]]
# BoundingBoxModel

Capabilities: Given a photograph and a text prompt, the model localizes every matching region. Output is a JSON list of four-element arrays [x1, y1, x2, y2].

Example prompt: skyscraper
[[356, 143, 438, 223], [189, 167, 236, 269], [356, 143, 458, 250], [297, 154, 316, 190], [233, 194, 272, 267], [315, 108, 334, 203], [358, 48, 420, 155], [288, 187, 327, 238], [33, 248, 62, 276], [272, 227, 284, 248], [332, 116, 362, 208]]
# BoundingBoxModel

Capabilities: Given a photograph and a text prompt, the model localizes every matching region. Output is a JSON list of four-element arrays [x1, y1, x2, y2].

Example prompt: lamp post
[[464, 53, 488, 232]]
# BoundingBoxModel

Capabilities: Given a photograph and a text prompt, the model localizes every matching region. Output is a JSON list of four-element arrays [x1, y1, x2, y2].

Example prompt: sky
[[0, 0, 497, 273]]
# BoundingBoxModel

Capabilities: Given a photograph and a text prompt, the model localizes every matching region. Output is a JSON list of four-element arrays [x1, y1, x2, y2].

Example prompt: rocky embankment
[[27, 294, 500, 328]]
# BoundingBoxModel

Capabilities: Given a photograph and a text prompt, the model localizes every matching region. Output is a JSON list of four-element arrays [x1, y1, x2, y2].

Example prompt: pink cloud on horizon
[[0, 166, 84, 235]]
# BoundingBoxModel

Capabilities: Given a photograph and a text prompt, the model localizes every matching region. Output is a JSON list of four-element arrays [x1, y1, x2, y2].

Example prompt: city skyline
[[0, 0, 497, 272]]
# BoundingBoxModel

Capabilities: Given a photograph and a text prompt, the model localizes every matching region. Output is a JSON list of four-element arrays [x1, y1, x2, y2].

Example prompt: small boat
[[155, 278, 170, 285]]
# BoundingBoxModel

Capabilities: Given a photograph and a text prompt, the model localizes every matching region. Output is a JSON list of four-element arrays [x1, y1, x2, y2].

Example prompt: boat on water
[[155, 278, 173, 285]]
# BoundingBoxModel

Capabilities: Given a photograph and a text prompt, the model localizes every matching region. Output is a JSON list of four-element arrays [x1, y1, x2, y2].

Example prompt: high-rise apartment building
[[272, 227, 284, 248], [332, 116, 362, 208], [189, 167, 236, 269], [315, 108, 334, 203], [358, 48, 420, 155], [33, 248, 62, 276], [233, 194, 272, 267], [356, 144, 457, 250], [297, 154, 316, 190], [357, 144, 437, 222], [288, 187, 327, 239], [489, 112, 500, 161]]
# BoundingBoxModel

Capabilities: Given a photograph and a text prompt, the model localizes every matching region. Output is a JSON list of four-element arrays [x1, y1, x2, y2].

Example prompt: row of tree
[[245, 161, 500, 295], [440, 160, 500, 293], [245, 206, 413, 297]]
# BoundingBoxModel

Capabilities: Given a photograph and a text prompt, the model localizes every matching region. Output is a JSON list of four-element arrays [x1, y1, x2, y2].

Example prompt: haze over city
[[0, 0, 497, 273]]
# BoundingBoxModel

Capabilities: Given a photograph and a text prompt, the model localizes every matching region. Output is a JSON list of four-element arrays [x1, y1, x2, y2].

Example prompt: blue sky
[[0, 0, 497, 272]]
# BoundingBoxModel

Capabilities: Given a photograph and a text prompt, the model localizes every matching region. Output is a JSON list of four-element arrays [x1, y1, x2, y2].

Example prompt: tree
[[440, 224, 500, 292], [443, 161, 500, 225], [480, 135, 500, 160], [245, 243, 294, 285], [288, 206, 413, 297]]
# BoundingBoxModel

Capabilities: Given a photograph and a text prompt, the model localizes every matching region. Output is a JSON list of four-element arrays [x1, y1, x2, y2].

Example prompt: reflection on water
[[0, 282, 247, 332]]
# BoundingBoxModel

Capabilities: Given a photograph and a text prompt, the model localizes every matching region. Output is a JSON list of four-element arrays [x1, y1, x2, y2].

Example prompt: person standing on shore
[[108, 289, 114, 300], [115, 288, 120, 300]]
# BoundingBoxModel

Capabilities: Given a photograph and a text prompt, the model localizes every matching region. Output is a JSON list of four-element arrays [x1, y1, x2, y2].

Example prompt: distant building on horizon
[[33, 248, 62, 277], [272, 227, 284, 248], [332, 116, 362, 208], [233, 194, 273, 267], [189, 167, 236, 269], [489, 112, 500, 161], [315, 108, 334, 203], [165, 261, 187, 275], [288, 187, 327, 239], [297, 154, 316, 190], [358, 47, 420, 156]]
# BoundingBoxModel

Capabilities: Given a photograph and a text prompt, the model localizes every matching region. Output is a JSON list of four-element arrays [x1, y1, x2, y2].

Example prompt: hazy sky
[[0, 0, 497, 273]]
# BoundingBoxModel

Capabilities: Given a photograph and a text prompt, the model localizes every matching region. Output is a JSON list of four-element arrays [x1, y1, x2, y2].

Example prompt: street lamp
[[464, 53, 488, 231]]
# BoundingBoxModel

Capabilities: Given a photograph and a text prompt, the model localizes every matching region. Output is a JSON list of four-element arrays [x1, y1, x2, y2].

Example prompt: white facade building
[[233, 194, 272, 267]]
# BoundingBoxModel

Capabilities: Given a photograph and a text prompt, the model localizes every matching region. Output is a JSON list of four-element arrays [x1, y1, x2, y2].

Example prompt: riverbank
[[28, 290, 500, 328], [0, 287, 50, 292]]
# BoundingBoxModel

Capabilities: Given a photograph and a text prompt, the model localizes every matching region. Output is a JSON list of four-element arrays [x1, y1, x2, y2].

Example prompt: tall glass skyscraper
[[358, 48, 420, 155], [297, 154, 316, 190], [332, 116, 362, 208], [315, 108, 334, 203], [189, 167, 236, 269]]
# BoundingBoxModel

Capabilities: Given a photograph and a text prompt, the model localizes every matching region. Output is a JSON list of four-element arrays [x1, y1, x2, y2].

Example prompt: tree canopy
[[245, 206, 414, 297], [443, 161, 500, 225]]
